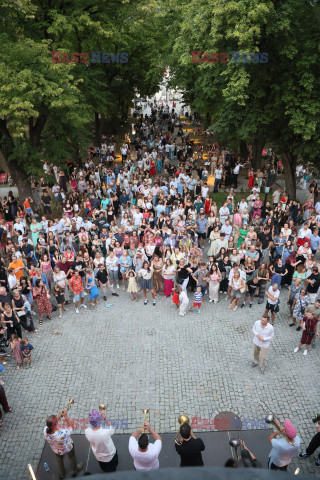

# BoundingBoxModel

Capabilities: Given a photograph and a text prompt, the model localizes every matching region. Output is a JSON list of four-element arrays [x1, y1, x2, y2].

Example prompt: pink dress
[[11, 340, 23, 364]]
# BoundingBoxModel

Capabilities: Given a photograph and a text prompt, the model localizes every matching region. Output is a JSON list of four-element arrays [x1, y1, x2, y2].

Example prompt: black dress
[[4, 311, 22, 340], [13, 296, 35, 332]]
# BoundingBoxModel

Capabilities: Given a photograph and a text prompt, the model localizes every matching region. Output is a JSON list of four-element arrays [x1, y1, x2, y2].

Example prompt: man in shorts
[[264, 283, 280, 325]]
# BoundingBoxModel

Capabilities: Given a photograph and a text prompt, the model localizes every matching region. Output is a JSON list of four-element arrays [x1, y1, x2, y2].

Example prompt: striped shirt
[[194, 292, 203, 303]]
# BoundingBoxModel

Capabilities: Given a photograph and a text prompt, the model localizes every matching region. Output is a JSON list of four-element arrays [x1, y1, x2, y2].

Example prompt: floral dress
[[33, 286, 53, 316], [292, 293, 310, 321]]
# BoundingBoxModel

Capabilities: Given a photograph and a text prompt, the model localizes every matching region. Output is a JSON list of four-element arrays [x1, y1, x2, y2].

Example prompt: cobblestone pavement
[[0, 285, 319, 479]]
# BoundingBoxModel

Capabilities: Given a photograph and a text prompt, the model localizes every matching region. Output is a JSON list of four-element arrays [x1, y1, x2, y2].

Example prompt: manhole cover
[[213, 411, 242, 430]]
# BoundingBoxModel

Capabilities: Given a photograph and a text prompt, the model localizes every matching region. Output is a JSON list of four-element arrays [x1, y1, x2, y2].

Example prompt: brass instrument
[[99, 404, 107, 411], [229, 438, 241, 459], [174, 414, 190, 445], [142, 409, 149, 433], [265, 413, 283, 430], [58, 398, 74, 417]]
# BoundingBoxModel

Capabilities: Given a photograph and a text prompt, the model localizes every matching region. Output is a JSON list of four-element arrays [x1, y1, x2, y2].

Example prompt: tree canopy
[[0, 0, 165, 201], [164, 0, 320, 198]]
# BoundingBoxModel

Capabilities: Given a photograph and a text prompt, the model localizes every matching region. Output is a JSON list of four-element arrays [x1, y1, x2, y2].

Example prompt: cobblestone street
[[0, 286, 319, 479]]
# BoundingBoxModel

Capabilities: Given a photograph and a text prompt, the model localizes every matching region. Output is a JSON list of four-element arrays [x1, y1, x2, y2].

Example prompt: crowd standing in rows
[[0, 101, 319, 426]]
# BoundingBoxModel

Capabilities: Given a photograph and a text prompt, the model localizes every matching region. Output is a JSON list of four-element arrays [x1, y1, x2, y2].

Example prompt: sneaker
[[240, 303, 245, 308], [249, 303, 252, 308], [289, 323, 295, 327], [209, 299, 213, 303], [117, 284, 120, 289], [83, 291, 87, 296], [294, 347, 299, 353], [75, 308, 79, 314], [224, 291, 227, 294], [296, 326, 302, 331], [315, 459, 320, 467], [0, 379, 4, 385], [197, 310, 200, 314], [144, 299, 148, 305], [153, 300, 156, 306], [112, 293, 119, 297], [303, 349, 308, 356], [298, 452, 308, 459], [252, 362, 258, 368], [103, 296, 107, 301], [81, 304, 87, 309]]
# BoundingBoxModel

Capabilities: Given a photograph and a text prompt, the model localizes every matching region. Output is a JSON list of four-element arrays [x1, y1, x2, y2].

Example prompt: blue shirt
[[310, 234, 320, 251]]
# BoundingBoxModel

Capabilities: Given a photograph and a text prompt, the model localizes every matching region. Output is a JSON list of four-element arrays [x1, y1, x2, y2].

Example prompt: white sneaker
[[0, 379, 4, 385], [209, 299, 213, 303], [81, 304, 87, 309], [117, 284, 120, 289], [303, 349, 308, 356], [84, 291, 87, 296], [294, 347, 299, 353], [75, 308, 79, 314]]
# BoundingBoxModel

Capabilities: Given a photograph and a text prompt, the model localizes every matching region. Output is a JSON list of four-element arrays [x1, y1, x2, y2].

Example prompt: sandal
[[47, 316, 52, 320], [7, 408, 12, 412]]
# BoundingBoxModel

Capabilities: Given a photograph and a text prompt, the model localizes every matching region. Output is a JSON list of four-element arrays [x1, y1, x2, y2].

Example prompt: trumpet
[[175, 414, 190, 445], [142, 409, 149, 433], [229, 438, 241, 459], [58, 398, 74, 418], [265, 413, 283, 431]]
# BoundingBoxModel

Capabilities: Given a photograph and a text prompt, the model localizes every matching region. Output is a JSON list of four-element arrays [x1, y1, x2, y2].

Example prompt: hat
[[89, 409, 102, 427], [283, 419, 297, 439]]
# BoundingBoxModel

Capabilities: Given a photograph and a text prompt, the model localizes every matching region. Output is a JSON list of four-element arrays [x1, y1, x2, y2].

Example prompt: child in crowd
[[189, 286, 203, 314], [126, 270, 139, 301], [178, 286, 189, 317], [10, 334, 23, 370], [20, 338, 34, 367], [53, 284, 68, 319], [172, 287, 180, 309]]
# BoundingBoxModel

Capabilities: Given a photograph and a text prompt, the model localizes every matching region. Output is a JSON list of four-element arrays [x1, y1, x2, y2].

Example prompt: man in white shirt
[[264, 283, 280, 325], [129, 421, 162, 470], [252, 315, 274, 374], [85, 409, 118, 472]]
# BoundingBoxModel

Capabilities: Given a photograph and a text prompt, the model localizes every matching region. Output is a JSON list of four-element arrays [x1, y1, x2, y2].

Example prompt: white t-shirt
[[85, 427, 116, 462], [267, 286, 280, 305], [105, 256, 119, 271], [269, 436, 300, 467], [128, 437, 162, 470]]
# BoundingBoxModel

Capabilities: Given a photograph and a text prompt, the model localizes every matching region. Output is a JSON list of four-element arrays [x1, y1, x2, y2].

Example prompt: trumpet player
[[85, 409, 118, 472], [268, 418, 300, 471], [44, 408, 84, 479], [129, 421, 162, 470], [175, 423, 205, 467]]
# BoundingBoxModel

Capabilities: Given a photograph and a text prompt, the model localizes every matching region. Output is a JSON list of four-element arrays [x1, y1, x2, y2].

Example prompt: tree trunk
[[94, 112, 100, 144], [281, 151, 296, 200], [252, 137, 266, 170], [239, 140, 248, 161]]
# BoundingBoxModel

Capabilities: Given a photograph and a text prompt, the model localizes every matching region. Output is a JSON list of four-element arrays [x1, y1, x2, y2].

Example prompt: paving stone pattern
[[1, 285, 319, 479]]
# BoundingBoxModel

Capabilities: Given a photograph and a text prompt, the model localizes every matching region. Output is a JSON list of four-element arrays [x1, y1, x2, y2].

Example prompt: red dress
[[248, 173, 255, 189], [150, 161, 156, 176], [204, 199, 211, 215]]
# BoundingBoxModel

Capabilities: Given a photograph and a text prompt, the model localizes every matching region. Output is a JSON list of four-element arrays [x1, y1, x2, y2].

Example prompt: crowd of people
[[0, 100, 319, 472]]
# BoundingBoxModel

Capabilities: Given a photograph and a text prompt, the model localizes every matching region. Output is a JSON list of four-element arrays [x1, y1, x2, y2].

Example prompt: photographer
[[225, 440, 261, 468], [299, 415, 320, 467]]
